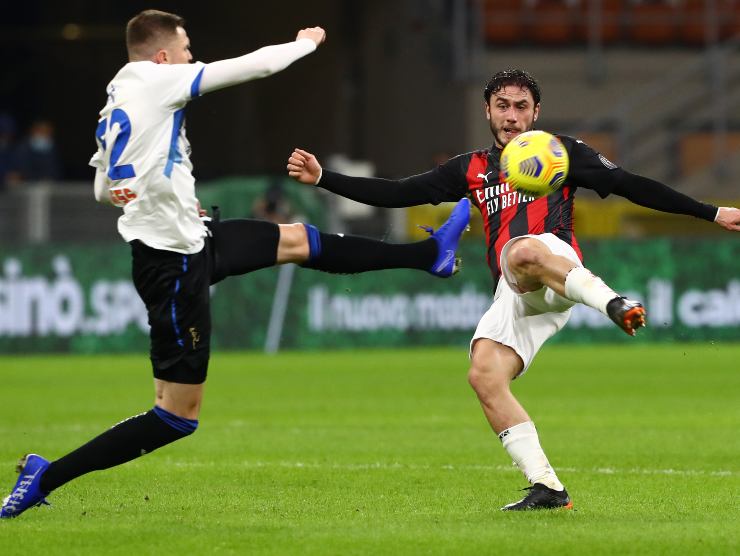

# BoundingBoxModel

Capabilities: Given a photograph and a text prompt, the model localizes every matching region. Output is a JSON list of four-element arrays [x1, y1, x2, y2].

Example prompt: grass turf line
[[0, 344, 738, 555]]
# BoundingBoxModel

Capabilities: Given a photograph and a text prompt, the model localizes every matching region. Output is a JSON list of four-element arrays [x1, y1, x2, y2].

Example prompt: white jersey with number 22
[[90, 61, 208, 254], [89, 38, 317, 254]]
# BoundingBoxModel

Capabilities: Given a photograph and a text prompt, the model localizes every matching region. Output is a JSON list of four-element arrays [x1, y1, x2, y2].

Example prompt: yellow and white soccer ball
[[501, 130, 569, 198]]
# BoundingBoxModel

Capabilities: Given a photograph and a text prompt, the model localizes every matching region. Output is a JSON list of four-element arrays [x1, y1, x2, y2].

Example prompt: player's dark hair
[[483, 69, 541, 106], [126, 9, 185, 60]]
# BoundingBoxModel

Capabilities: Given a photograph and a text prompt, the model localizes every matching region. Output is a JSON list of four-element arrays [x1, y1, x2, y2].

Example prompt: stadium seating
[[575, 132, 619, 163], [483, 0, 740, 46], [587, 0, 627, 44], [681, 0, 740, 44], [679, 131, 740, 176], [484, 0, 524, 43], [628, 1, 680, 44], [523, 0, 580, 44]]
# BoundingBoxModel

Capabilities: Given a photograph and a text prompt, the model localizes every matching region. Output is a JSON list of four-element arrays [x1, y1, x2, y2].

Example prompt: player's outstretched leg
[[0, 406, 198, 519], [301, 197, 471, 277], [211, 198, 471, 280], [504, 240, 647, 336], [0, 454, 51, 518], [564, 267, 646, 336]]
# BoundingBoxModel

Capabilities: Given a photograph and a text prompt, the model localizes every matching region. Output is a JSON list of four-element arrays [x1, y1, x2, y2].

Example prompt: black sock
[[303, 232, 438, 274], [40, 409, 194, 493]]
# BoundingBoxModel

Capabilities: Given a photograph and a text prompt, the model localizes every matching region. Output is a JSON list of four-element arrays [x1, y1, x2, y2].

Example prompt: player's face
[[485, 85, 539, 149], [162, 27, 193, 64]]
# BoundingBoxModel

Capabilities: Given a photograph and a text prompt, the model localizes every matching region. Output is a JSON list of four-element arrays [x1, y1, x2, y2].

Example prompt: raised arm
[[565, 136, 740, 232], [287, 148, 466, 208], [199, 27, 325, 94], [610, 172, 740, 231]]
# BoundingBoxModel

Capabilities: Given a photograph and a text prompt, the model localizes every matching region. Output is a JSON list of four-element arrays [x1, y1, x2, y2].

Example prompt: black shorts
[[131, 218, 281, 384]]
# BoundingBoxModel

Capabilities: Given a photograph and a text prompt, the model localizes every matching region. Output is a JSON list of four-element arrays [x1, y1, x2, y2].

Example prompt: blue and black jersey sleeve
[[318, 155, 469, 208], [562, 135, 718, 222]]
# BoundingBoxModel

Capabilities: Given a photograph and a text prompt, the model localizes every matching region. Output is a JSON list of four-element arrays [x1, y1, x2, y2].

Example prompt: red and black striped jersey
[[318, 134, 717, 287], [415, 136, 620, 284]]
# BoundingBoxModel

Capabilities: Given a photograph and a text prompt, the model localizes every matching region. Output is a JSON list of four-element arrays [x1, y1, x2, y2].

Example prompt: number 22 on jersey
[[95, 109, 137, 206]]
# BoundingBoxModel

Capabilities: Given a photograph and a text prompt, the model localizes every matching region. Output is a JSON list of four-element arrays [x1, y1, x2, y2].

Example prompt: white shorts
[[470, 233, 583, 375]]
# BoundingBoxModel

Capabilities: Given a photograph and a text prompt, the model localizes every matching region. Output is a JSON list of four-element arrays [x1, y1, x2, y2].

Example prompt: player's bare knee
[[468, 360, 508, 396], [278, 222, 307, 249], [467, 364, 486, 393], [277, 222, 309, 263], [506, 242, 544, 275]]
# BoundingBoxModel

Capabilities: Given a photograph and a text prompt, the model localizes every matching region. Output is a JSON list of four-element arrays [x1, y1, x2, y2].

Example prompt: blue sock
[[153, 405, 199, 434], [303, 224, 322, 263]]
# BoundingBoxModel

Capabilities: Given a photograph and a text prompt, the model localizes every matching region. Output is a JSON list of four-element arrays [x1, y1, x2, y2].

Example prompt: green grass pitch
[[0, 344, 738, 555]]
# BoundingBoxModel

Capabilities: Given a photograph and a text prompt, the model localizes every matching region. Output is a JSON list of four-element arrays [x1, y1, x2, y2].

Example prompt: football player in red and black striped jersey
[[288, 69, 740, 511]]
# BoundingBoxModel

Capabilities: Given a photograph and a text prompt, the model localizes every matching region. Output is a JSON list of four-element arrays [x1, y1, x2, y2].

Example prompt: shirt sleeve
[[93, 168, 112, 204], [318, 157, 469, 208], [561, 135, 624, 198], [563, 135, 718, 221], [149, 61, 207, 108], [198, 39, 316, 95], [610, 172, 718, 221]]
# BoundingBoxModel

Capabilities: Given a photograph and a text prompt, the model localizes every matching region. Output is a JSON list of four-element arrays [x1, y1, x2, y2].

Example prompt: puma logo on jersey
[[477, 171, 494, 183]]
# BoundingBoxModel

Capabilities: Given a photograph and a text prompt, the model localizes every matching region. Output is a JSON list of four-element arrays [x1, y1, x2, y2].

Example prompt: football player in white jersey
[[0, 9, 471, 518]]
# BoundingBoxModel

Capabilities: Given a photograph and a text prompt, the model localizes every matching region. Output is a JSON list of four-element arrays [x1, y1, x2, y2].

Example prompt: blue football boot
[[0, 454, 51, 518], [423, 197, 471, 278]]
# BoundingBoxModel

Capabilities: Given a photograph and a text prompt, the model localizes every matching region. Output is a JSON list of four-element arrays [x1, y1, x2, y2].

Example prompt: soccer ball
[[500, 130, 569, 198]]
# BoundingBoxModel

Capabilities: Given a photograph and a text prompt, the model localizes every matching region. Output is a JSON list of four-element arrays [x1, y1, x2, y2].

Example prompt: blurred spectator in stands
[[251, 180, 293, 224], [0, 112, 19, 191], [12, 119, 61, 184]]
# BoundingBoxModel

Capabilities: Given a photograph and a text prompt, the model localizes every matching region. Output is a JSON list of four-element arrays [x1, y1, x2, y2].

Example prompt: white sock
[[564, 266, 618, 316], [499, 421, 564, 491]]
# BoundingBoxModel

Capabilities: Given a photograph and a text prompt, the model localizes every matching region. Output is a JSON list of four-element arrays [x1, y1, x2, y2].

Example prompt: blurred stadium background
[[1, 0, 738, 354]]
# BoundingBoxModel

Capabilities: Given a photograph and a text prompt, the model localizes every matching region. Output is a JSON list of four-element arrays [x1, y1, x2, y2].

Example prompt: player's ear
[[484, 102, 490, 120], [533, 103, 540, 122], [154, 49, 168, 64]]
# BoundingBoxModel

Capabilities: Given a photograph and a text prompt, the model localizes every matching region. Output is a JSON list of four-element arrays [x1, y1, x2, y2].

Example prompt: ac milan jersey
[[318, 135, 717, 287], [416, 136, 622, 284]]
